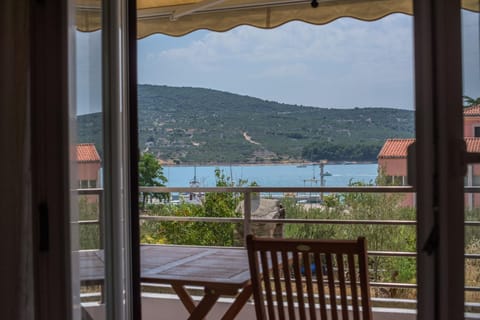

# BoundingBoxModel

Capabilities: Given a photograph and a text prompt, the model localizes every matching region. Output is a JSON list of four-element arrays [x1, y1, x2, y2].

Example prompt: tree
[[140, 168, 259, 246], [284, 179, 417, 297], [463, 96, 480, 107], [138, 152, 168, 207], [301, 141, 381, 162], [141, 168, 244, 246]]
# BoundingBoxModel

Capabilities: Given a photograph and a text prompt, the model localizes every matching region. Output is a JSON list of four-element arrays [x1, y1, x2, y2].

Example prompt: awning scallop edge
[[75, 0, 479, 38]]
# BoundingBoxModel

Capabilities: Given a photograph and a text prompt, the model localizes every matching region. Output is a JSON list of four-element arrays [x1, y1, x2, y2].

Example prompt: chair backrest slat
[[292, 252, 306, 319], [325, 252, 338, 320], [260, 250, 276, 319], [248, 246, 266, 319], [314, 253, 328, 319], [302, 252, 317, 320], [358, 238, 372, 320], [246, 235, 372, 320], [336, 253, 349, 320], [348, 254, 360, 320], [270, 251, 286, 320], [281, 251, 296, 319]]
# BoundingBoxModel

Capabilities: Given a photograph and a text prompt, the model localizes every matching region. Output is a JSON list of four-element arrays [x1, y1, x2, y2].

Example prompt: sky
[[77, 11, 479, 115]]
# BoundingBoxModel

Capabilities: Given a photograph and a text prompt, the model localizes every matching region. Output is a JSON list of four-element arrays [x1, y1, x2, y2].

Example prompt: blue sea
[[162, 163, 378, 187]]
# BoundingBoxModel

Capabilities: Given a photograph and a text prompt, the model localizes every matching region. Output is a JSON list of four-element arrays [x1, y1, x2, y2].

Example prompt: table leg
[[187, 287, 220, 320], [172, 284, 196, 313], [221, 284, 253, 320], [171, 283, 253, 320]]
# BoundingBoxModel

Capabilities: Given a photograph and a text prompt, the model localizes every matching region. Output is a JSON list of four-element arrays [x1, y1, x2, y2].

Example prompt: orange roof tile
[[77, 143, 101, 162], [463, 105, 480, 116], [465, 137, 480, 153], [378, 139, 415, 159], [378, 137, 480, 158]]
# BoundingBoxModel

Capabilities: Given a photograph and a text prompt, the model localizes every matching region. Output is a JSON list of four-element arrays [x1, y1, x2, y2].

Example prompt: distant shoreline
[[160, 160, 377, 167]]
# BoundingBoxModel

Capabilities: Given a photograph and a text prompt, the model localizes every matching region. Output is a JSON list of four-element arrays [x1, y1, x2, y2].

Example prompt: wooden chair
[[246, 235, 372, 320]]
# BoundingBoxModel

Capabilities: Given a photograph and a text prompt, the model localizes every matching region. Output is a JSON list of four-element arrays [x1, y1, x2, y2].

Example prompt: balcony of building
[[77, 186, 480, 319]]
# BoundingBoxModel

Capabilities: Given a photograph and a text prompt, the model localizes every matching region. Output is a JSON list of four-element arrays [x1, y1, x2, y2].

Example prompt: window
[[89, 180, 97, 188], [474, 126, 480, 137], [80, 180, 89, 188]]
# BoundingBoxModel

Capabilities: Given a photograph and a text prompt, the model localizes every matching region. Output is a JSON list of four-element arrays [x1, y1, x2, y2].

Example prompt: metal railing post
[[243, 190, 251, 247]]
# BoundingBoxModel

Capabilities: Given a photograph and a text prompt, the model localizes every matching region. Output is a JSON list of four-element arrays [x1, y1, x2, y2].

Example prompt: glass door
[[71, 0, 136, 319], [462, 7, 480, 317]]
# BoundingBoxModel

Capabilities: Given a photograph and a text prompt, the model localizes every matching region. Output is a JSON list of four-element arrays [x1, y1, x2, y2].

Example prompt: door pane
[[462, 8, 480, 316], [137, 13, 417, 317], [72, 0, 134, 318], [72, 21, 106, 320]]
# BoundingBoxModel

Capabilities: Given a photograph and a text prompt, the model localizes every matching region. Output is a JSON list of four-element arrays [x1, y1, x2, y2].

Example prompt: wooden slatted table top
[[79, 245, 251, 291]]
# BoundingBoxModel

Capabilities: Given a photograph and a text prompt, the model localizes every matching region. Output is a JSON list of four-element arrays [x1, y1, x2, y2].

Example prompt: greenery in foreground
[[141, 168, 244, 246], [78, 192, 480, 300], [137, 174, 420, 297], [78, 165, 480, 300], [282, 190, 417, 292]]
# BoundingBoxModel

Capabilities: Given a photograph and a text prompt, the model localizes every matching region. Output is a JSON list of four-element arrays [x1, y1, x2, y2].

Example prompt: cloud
[[252, 63, 312, 80], [74, 11, 478, 115], [138, 14, 416, 109]]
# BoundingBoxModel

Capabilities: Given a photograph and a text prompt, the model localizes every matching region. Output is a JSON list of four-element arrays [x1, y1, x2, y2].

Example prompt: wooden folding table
[[80, 245, 253, 320]]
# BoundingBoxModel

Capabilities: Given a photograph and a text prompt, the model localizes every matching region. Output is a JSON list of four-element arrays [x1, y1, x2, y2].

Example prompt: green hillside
[[77, 84, 414, 164]]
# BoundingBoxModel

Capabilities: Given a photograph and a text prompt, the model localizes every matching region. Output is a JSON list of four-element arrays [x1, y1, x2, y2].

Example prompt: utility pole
[[319, 160, 328, 201]]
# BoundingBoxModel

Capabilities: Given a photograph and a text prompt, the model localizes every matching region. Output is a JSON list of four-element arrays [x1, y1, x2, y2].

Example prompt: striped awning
[[76, 0, 480, 38]]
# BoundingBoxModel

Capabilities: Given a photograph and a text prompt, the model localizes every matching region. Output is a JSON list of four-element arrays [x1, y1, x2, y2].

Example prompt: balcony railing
[[77, 186, 480, 314]]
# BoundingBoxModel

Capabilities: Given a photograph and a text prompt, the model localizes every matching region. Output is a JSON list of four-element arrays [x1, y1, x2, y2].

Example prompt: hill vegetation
[[77, 84, 414, 163]]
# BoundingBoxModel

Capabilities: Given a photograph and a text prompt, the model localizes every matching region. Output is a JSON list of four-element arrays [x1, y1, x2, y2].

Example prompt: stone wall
[[235, 198, 285, 244]]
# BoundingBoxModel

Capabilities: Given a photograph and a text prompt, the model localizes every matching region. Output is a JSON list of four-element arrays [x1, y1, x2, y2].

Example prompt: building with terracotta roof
[[378, 138, 416, 186], [378, 105, 480, 208], [76, 143, 101, 189], [463, 105, 480, 137]]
